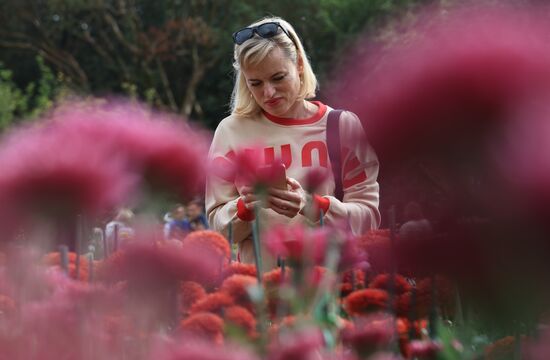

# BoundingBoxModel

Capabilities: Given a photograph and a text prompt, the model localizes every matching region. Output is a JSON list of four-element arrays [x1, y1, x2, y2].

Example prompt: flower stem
[[228, 220, 234, 261], [252, 204, 262, 283]]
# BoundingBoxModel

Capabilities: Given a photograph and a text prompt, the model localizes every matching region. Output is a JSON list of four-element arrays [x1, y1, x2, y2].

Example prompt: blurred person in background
[[186, 198, 209, 231], [163, 203, 191, 241], [105, 207, 135, 253], [206, 16, 380, 269], [399, 201, 432, 241]]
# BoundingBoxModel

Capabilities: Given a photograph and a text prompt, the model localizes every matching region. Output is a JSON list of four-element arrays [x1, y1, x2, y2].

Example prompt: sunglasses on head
[[232, 21, 295, 46]]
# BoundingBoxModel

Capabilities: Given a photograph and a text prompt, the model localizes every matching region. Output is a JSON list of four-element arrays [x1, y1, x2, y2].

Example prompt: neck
[[287, 100, 316, 119]]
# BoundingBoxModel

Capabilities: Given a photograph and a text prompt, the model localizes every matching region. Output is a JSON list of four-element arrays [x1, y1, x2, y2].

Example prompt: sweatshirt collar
[[263, 101, 327, 126]]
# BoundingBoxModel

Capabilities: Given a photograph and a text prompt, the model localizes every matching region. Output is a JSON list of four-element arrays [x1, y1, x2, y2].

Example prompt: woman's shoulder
[[214, 113, 257, 134]]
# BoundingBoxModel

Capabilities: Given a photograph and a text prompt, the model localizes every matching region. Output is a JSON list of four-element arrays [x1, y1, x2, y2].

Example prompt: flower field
[[2, 3, 550, 360]]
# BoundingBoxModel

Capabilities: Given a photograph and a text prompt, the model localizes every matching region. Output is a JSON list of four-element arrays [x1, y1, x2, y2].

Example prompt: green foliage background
[[0, 0, 429, 130]]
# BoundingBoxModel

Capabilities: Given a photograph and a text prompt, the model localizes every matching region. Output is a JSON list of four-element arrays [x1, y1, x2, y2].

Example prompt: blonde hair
[[230, 16, 318, 117]]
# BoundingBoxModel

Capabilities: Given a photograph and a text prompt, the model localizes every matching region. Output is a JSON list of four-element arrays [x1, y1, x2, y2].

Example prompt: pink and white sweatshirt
[[206, 101, 380, 270]]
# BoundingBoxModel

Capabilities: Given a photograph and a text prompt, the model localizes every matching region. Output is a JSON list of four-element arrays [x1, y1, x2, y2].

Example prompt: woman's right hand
[[240, 186, 268, 210]]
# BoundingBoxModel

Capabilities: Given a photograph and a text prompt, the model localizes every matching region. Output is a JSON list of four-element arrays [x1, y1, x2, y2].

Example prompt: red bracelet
[[237, 197, 255, 221], [313, 194, 330, 215]]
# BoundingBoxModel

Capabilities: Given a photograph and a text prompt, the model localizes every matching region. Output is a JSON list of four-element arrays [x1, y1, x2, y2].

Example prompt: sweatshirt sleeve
[[205, 120, 253, 243], [321, 111, 381, 235]]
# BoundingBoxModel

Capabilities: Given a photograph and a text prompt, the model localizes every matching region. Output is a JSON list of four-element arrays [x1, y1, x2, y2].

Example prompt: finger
[[287, 177, 302, 190], [268, 187, 302, 202], [269, 196, 300, 212], [244, 200, 262, 210], [241, 186, 254, 195], [269, 202, 299, 218]]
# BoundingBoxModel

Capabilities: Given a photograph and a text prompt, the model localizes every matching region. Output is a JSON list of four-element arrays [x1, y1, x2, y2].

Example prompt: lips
[[265, 97, 282, 106]]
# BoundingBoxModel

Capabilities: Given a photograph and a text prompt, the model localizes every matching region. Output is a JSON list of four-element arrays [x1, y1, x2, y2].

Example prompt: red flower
[[190, 292, 235, 315], [180, 312, 225, 344], [341, 313, 396, 357], [369, 274, 411, 296], [263, 267, 291, 289], [340, 269, 366, 297], [180, 281, 207, 316], [220, 274, 257, 312], [344, 289, 389, 316], [42, 251, 93, 282], [224, 305, 257, 338], [183, 230, 231, 264], [223, 262, 257, 279], [396, 318, 428, 340]]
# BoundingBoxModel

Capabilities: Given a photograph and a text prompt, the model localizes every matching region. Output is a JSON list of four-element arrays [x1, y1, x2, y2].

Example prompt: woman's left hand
[[267, 177, 307, 218]]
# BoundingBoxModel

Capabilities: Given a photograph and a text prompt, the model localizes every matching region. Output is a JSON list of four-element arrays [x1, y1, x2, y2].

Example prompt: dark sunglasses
[[232, 21, 295, 46]]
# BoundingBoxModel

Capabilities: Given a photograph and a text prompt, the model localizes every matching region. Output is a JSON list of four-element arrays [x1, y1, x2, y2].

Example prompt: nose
[[263, 83, 276, 98]]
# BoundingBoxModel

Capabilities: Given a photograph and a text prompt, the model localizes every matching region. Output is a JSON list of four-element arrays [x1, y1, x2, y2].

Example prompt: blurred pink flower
[[329, 5, 550, 165], [265, 224, 366, 271], [407, 340, 443, 359], [49, 99, 210, 203], [523, 328, 550, 360], [0, 121, 135, 241], [98, 241, 218, 291], [267, 327, 325, 360], [303, 167, 330, 193], [3, 269, 126, 359], [150, 334, 260, 360], [341, 313, 395, 356]]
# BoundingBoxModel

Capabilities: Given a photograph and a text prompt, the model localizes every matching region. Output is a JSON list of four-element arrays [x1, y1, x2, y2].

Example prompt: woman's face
[[242, 46, 302, 118]]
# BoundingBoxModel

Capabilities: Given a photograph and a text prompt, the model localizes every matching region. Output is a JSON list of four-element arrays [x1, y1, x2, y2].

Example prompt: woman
[[206, 17, 380, 269]]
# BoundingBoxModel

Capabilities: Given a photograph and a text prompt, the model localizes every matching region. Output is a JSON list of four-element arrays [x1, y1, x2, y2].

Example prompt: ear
[[297, 56, 304, 74]]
